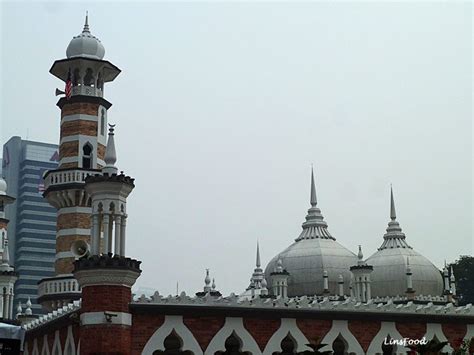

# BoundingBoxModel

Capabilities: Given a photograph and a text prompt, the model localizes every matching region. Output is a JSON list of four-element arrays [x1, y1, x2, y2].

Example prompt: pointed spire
[[297, 168, 334, 241], [83, 11, 90, 33], [103, 124, 118, 175], [357, 245, 364, 265], [310, 166, 317, 207], [390, 185, 396, 220], [256, 241, 261, 268], [16, 302, 22, 318], [211, 278, 216, 290], [450, 266, 455, 282]]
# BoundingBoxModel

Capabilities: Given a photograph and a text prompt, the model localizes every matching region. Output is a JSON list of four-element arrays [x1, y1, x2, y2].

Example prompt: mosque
[[2, 15, 473, 355]]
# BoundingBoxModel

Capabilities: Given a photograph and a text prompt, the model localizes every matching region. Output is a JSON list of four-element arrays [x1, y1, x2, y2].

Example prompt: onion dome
[[264, 168, 358, 296], [366, 187, 443, 297], [66, 13, 105, 60]]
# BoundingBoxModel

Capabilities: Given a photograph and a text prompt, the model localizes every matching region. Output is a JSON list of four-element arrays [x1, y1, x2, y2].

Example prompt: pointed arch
[[51, 330, 62, 355], [424, 323, 453, 353], [32, 338, 40, 355], [142, 315, 202, 355], [263, 319, 309, 355], [320, 320, 364, 354], [205, 318, 261, 355], [63, 326, 76, 355], [41, 334, 50, 355], [367, 322, 408, 354]]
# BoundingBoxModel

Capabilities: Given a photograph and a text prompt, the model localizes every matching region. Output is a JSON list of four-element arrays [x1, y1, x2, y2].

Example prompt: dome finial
[[103, 124, 118, 175], [390, 185, 396, 221], [256, 240, 261, 268], [83, 11, 90, 33], [310, 166, 317, 207], [357, 245, 364, 265]]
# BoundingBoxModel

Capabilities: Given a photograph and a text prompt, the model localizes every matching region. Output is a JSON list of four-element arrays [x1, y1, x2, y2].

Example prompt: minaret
[[246, 241, 265, 292], [322, 270, 330, 295], [0, 178, 18, 320], [350, 246, 373, 302], [338, 275, 345, 300], [196, 269, 221, 297], [38, 15, 121, 311], [450, 266, 456, 297], [405, 257, 415, 300], [270, 257, 290, 298], [73, 125, 141, 354]]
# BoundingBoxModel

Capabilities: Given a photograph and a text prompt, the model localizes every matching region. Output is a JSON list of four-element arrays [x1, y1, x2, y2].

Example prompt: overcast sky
[[1, 1, 472, 296]]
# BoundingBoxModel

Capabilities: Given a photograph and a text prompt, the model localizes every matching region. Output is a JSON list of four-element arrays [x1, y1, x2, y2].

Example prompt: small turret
[[350, 245, 373, 302], [270, 258, 290, 298]]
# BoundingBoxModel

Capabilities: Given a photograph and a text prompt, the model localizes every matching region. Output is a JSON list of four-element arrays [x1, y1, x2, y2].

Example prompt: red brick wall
[[80, 324, 131, 354], [348, 320, 381, 352], [396, 322, 427, 342], [296, 319, 332, 345], [82, 285, 131, 313], [183, 316, 226, 351], [243, 318, 281, 351], [442, 323, 467, 350], [130, 314, 165, 355]]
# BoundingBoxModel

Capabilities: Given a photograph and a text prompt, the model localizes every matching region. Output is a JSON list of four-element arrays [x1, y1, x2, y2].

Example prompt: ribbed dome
[[264, 170, 357, 296], [367, 188, 443, 297], [66, 14, 105, 60]]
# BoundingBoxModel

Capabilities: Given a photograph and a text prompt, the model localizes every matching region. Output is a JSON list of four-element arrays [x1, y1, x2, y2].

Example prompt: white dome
[[367, 248, 443, 297], [367, 188, 444, 297], [0, 177, 7, 196], [264, 170, 357, 297], [66, 15, 105, 60]]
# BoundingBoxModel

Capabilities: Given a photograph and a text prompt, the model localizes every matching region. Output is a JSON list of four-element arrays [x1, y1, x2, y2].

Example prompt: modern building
[[1, 137, 58, 314], [16, 15, 474, 355]]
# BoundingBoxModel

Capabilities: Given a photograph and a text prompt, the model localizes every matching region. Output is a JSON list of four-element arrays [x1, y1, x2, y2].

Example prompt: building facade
[[1, 137, 58, 314], [17, 15, 474, 355]]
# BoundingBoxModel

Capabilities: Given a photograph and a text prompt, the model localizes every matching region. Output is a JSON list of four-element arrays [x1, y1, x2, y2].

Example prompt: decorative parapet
[[23, 300, 81, 331], [131, 291, 474, 317], [44, 168, 100, 191]]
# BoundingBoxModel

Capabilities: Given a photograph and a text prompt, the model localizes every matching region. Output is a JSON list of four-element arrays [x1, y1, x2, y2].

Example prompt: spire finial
[[256, 241, 261, 268], [310, 166, 317, 207], [103, 124, 118, 175], [390, 185, 396, 220], [83, 11, 90, 33]]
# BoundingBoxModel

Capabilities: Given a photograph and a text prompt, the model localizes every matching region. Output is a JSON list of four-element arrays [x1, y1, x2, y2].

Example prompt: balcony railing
[[44, 169, 99, 190], [38, 277, 81, 298]]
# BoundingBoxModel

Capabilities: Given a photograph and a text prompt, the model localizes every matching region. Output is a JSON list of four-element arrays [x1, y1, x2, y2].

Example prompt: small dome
[[66, 14, 105, 60], [367, 187, 444, 297], [0, 177, 7, 196], [264, 169, 357, 296]]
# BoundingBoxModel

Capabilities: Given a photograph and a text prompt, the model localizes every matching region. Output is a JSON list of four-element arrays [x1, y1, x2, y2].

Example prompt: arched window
[[84, 68, 94, 86], [215, 333, 249, 355], [152, 331, 193, 355], [273, 334, 297, 355], [381, 338, 394, 355], [100, 109, 106, 136], [332, 335, 348, 355], [73, 68, 81, 86], [82, 143, 93, 169]]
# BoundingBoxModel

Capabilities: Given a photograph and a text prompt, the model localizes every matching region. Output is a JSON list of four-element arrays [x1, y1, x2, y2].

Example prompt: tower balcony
[[71, 85, 103, 98], [44, 168, 100, 190], [37, 275, 82, 313]]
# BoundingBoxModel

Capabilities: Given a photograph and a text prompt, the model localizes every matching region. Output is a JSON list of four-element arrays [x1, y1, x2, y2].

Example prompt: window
[[82, 143, 93, 169], [84, 68, 94, 86]]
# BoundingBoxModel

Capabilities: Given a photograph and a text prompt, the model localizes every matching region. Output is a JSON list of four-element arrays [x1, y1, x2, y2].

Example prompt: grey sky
[[1, 1, 472, 296]]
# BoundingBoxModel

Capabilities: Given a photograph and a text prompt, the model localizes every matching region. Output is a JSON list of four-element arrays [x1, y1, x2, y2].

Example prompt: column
[[4, 294, 10, 320], [120, 215, 127, 257], [0, 295, 3, 319], [9, 292, 13, 319], [102, 215, 110, 254], [91, 214, 100, 255], [366, 280, 371, 301], [361, 281, 366, 303], [108, 216, 114, 255], [114, 215, 121, 256]]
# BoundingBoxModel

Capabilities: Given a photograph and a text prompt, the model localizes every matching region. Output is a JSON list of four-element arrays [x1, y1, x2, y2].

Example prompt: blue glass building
[[2, 137, 58, 314]]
